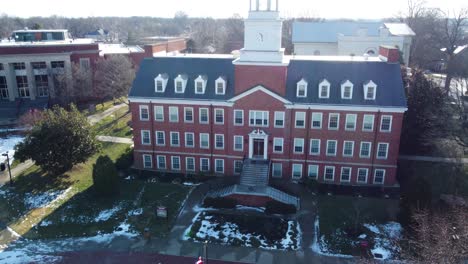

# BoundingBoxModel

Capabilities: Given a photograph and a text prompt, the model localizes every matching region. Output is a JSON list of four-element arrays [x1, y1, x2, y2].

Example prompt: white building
[[292, 21, 415, 65]]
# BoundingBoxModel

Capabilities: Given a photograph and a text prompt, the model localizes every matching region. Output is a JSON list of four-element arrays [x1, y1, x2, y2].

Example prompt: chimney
[[379, 45, 400, 63]]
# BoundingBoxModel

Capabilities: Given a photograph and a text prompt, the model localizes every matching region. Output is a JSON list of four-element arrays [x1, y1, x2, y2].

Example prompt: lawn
[[93, 104, 132, 138], [0, 141, 190, 246], [314, 194, 400, 259]]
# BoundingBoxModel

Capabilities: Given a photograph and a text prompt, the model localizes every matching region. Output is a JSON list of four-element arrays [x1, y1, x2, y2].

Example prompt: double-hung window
[[272, 163, 282, 177], [186, 157, 195, 172], [328, 113, 339, 130], [295, 112, 306, 128], [184, 107, 194, 123], [139, 105, 149, 121], [171, 156, 181, 170], [274, 111, 285, 128], [308, 165, 319, 179], [343, 141, 354, 157], [143, 154, 152, 168], [340, 167, 351, 182], [360, 142, 371, 158], [200, 133, 210, 149], [357, 168, 368, 183], [169, 106, 179, 122], [362, 114, 374, 131], [141, 130, 151, 145], [200, 158, 210, 172], [310, 139, 320, 155], [326, 140, 337, 156], [215, 108, 224, 124], [154, 106, 164, 122], [324, 166, 335, 181], [311, 112, 322, 129], [157, 155, 166, 169], [380, 115, 392, 132], [273, 138, 284, 153], [345, 114, 357, 131], [234, 136, 243, 151], [234, 110, 243, 126], [199, 108, 209, 124], [249, 110, 269, 127], [170, 132, 180, 147], [377, 143, 389, 159], [215, 134, 224, 149], [374, 169, 385, 184], [294, 138, 304, 154], [234, 160, 243, 174], [215, 159, 224, 173], [185, 132, 195, 148], [292, 164, 303, 179], [155, 131, 165, 146]]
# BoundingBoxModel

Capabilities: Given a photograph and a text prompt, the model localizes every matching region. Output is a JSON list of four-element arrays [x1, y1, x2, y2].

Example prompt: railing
[[266, 186, 300, 209]]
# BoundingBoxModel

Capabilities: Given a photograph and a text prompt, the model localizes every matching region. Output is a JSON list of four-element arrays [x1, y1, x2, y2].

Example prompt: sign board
[[156, 206, 167, 218]]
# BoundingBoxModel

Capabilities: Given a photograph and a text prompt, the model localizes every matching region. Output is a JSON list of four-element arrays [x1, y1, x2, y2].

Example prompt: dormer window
[[195, 75, 207, 94], [296, 79, 307, 98], [364, 80, 377, 100], [154, 73, 168, 93], [174, 74, 187, 93], [318, 79, 330, 99], [215, 77, 226, 95], [341, 80, 353, 99]]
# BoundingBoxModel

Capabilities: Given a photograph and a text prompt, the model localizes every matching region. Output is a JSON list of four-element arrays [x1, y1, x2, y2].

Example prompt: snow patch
[[183, 182, 201, 186], [235, 205, 265, 212], [39, 220, 52, 227], [24, 187, 72, 210], [311, 216, 353, 258], [94, 204, 121, 222], [128, 208, 143, 216], [0, 136, 24, 164]]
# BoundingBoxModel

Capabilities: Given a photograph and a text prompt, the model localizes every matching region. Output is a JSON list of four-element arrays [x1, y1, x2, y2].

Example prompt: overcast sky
[[1, 0, 466, 19]]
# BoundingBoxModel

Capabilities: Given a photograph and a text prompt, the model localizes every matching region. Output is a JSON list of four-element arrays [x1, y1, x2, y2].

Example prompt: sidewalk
[[0, 160, 33, 186], [87, 103, 127, 125], [96, 135, 133, 145]]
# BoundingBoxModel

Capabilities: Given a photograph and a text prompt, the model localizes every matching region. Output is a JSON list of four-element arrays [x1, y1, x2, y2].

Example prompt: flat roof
[[13, 29, 69, 33], [0, 38, 96, 47], [99, 43, 144, 55]]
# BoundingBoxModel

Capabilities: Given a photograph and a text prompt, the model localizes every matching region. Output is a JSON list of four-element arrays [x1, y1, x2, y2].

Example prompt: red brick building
[[128, 1, 407, 193]]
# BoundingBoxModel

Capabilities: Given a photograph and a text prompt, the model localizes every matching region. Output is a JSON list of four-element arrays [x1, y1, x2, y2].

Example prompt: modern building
[[292, 21, 415, 65], [129, 0, 407, 201]]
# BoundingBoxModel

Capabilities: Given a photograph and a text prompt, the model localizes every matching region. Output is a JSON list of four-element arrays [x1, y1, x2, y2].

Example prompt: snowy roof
[[98, 43, 144, 55], [383, 23, 416, 36], [0, 38, 95, 46]]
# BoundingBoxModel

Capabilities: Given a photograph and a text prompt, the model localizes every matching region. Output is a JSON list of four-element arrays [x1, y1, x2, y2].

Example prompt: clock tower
[[235, 0, 286, 65]]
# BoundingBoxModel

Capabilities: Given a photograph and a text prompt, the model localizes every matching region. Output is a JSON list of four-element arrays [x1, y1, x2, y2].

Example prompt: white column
[[5, 64, 16, 101], [263, 135, 268, 160], [248, 135, 253, 159], [45, 61, 55, 98], [25, 63, 36, 100]]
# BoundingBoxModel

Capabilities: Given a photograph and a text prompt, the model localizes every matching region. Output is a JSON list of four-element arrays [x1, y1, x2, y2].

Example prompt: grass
[[93, 104, 132, 138], [317, 194, 399, 256]]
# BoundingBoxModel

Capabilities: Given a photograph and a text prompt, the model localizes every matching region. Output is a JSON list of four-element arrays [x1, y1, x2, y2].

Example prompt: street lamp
[[1, 151, 13, 185]]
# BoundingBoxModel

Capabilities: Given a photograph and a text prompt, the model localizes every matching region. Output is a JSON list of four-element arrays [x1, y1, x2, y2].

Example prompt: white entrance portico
[[248, 129, 268, 160]]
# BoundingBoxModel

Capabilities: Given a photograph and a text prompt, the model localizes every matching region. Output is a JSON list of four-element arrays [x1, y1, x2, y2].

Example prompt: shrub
[[92, 155, 120, 197], [203, 197, 237, 209], [304, 178, 319, 192], [115, 147, 133, 171], [265, 200, 296, 215]]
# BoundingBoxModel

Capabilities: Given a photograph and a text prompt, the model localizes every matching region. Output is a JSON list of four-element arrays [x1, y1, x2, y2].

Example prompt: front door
[[253, 139, 264, 158]]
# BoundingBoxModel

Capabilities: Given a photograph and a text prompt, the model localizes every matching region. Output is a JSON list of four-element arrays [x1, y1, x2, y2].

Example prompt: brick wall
[[234, 65, 288, 96], [226, 194, 273, 207]]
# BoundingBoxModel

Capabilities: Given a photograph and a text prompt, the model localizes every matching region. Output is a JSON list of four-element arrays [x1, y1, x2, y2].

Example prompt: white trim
[[184, 107, 194, 123], [234, 109, 244, 126], [318, 79, 330, 99], [324, 166, 335, 181], [233, 160, 243, 175], [307, 164, 319, 179], [293, 138, 305, 154], [272, 163, 283, 178], [296, 79, 308, 98], [200, 133, 210, 149], [292, 163, 303, 179], [215, 77, 226, 95], [171, 156, 181, 170], [214, 159, 225, 174], [142, 154, 153, 168], [373, 169, 386, 184], [169, 106, 179, 123], [340, 167, 352, 182], [214, 108, 224, 125], [157, 155, 167, 169], [364, 80, 377, 100], [345, 114, 357, 131], [310, 139, 321, 155], [285, 104, 407, 113], [199, 108, 209, 124], [326, 140, 337, 156], [195, 75, 207, 94], [328, 113, 340, 130], [234, 135, 244, 151], [139, 105, 149, 121], [311, 112, 323, 129], [215, 134, 225, 150], [342, 141, 354, 157], [341, 80, 354, 99], [273, 137, 284, 153], [185, 132, 195, 148], [154, 105, 164, 122], [295, 111, 306, 128], [249, 110, 269, 127], [155, 131, 165, 146], [357, 168, 369, 184], [359, 142, 372, 158], [228, 85, 292, 104], [200, 158, 210, 172], [129, 97, 233, 107], [362, 114, 375, 131], [380, 115, 393, 132], [141, 130, 151, 145], [175, 74, 188, 94], [274, 111, 285, 128], [186, 157, 196, 172], [170, 131, 180, 147], [154, 74, 168, 93], [377, 142, 389, 159]]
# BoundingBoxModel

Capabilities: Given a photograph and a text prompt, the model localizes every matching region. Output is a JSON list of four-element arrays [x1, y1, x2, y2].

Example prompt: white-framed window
[[154, 73, 168, 93], [294, 138, 304, 154], [274, 111, 285, 128], [139, 105, 149, 121], [79, 58, 90, 70], [215, 134, 224, 149], [141, 130, 151, 145], [380, 115, 393, 132], [185, 132, 195, 148], [374, 169, 385, 184], [234, 110, 244, 126], [345, 114, 357, 131], [324, 166, 335, 181], [200, 158, 210, 172], [310, 139, 320, 155], [215, 77, 226, 95], [295, 112, 306, 128], [155, 131, 165, 146], [364, 81, 377, 100], [343, 141, 354, 157], [186, 157, 196, 172], [318, 79, 330, 99], [184, 107, 194, 123], [171, 156, 181, 170], [234, 160, 243, 174], [272, 163, 283, 178], [215, 159, 225, 173], [341, 80, 353, 99], [296, 79, 307, 97], [326, 140, 337, 156], [328, 113, 340, 130], [340, 167, 352, 182], [362, 114, 375, 131], [377, 143, 389, 159], [199, 108, 209, 124], [200, 133, 210, 149], [308, 165, 319, 179], [195, 75, 207, 94], [175, 74, 187, 93], [311, 112, 322, 129], [234, 136, 244, 151], [169, 106, 179, 122], [357, 168, 368, 183], [170, 132, 180, 147], [292, 164, 303, 179], [360, 142, 372, 158], [143, 154, 152, 168], [154, 106, 164, 122], [273, 137, 284, 153], [249, 110, 269, 127], [157, 155, 166, 169], [214, 108, 224, 124]]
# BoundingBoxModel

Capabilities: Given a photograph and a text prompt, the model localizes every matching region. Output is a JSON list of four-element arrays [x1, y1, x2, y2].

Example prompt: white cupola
[[235, 0, 286, 65]]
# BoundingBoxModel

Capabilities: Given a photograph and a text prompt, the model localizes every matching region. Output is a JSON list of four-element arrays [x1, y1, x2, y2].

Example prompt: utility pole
[[1, 151, 13, 185]]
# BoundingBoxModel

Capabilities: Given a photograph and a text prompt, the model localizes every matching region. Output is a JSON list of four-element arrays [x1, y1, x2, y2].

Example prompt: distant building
[[129, 0, 407, 207], [85, 28, 115, 42], [292, 21, 415, 65]]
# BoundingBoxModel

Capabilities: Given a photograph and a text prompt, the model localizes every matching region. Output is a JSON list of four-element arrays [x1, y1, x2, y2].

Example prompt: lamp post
[[2, 151, 13, 186]]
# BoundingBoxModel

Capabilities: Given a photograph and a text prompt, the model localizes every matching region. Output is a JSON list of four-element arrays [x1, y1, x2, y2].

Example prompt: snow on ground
[[365, 222, 402, 260], [94, 204, 122, 222], [182, 182, 201, 186], [280, 221, 302, 249], [311, 216, 353, 258], [128, 208, 143, 216], [235, 205, 266, 212], [24, 187, 72, 210], [0, 136, 24, 164]]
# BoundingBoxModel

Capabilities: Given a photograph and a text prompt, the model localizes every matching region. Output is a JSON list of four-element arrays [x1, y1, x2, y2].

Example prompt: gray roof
[[292, 21, 414, 43], [129, 57, 407, 108]]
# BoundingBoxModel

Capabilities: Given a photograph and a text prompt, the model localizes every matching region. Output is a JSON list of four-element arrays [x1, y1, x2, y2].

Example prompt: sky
[[0, 0, 466, 19]]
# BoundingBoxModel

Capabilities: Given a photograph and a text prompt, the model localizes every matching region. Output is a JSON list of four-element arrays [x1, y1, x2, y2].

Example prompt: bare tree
[[71, 63, 93, 101]]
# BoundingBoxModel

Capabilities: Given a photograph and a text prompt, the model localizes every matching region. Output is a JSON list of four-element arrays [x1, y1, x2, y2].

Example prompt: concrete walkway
[[0, 160, 33, 186], [399, 155, 468, 164], [96, 135, 133, 145], [87, 103, 127, 125]]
